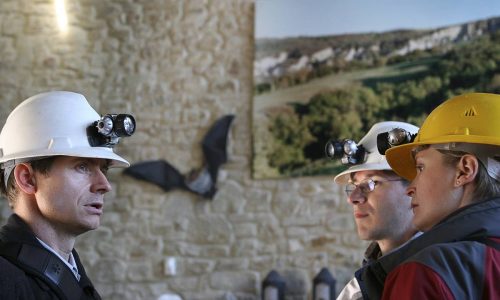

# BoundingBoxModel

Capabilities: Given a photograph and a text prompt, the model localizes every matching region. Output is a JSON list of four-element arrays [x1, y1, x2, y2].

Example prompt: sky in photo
[[255, 0, 500, 38]]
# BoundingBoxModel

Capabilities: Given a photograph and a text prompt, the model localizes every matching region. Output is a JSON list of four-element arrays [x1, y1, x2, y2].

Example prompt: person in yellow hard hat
[[359, 93, 500, 299]]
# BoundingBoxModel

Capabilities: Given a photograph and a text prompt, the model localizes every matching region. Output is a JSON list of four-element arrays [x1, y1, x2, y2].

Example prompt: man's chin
[[76, 218, 101, 234], [356, 226, 372, 240], [357, 232, 371, 240]]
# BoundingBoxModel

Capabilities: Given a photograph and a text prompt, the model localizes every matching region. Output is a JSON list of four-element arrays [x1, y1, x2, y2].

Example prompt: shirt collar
[[36, 237, 81, 281]]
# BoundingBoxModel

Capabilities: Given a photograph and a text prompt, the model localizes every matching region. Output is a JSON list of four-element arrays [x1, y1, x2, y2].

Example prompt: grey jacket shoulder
[[407, 240, 488, 300]]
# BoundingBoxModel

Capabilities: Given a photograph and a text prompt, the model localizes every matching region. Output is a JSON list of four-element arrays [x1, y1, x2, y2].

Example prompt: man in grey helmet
[[0, 91, 135, 299]]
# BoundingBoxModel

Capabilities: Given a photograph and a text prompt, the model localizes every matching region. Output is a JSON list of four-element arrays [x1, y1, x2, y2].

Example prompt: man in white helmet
[[0, 91, 135, 299], [328, 121, 421, 300]]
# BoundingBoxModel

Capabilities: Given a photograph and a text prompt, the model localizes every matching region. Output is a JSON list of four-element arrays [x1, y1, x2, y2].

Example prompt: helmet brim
[[334, 161, 392, 184], [386, 135, 500, 181], [385, 143, 418, 181], [0, 146, 129, 168]]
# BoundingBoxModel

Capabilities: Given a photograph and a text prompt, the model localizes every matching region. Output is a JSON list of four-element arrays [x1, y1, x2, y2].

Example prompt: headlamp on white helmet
[[88, 114, 136, 148], [325, 139, 366, 165], [377, 127, 417, 155], [330, 121, 420, 185], [0, 91, 135, 189]]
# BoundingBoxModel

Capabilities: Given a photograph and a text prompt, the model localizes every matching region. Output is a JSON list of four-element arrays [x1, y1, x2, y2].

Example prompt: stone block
[[185, 258, 216, 275], [94, 258, 127, 282], [127, 260, 154, 281], [233, 238, 259, 256], [167, 276, 200, 292], [185, 215, 232, 243], [209, 271, 258, 293], [233, 223, 257, 238], [215, 257, 249, 271]]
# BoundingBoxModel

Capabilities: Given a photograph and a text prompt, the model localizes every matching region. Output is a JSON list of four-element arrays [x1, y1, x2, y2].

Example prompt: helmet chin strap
[[1, 157, 48, 190], [431, 143, 500, 182], [2, 159, 20, 190], [1, 162, 15, 190]]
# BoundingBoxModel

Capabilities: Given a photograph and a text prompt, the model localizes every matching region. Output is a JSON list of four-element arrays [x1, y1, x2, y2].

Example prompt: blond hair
[[413, 145, 500, 202]]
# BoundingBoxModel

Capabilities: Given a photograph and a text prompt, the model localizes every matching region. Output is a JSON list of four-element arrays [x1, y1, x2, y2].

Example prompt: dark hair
[[0, 156, 58, 208]]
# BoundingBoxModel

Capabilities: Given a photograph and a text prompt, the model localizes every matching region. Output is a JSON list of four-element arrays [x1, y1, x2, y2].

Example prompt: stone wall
[[0, 1, 367, 299]]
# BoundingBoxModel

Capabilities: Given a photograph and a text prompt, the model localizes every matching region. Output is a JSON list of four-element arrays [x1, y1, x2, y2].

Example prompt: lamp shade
[[312, 268, 336, 300], [262, 270, 285, 300]]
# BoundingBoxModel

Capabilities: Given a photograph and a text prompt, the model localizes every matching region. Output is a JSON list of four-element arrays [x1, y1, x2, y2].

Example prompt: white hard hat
[[0, 91, 129, 168], [333, 121, 419, 184]]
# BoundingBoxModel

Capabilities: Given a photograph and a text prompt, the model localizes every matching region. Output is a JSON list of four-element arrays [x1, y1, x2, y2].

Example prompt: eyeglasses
[[345, 178, 404, 198]]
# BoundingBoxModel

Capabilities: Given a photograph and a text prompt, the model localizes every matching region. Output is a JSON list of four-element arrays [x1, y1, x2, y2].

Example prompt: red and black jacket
[[359, 197, 500, 299]]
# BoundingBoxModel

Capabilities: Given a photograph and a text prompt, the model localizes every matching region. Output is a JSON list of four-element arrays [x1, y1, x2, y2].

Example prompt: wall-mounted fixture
[[262, 270, 285, 300], [312, 267, 336, 300]]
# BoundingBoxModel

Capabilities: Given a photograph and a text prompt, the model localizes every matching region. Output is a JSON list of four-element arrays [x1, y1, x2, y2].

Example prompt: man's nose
[[91, 169, 112, 194], [347, 190, 366, 205]]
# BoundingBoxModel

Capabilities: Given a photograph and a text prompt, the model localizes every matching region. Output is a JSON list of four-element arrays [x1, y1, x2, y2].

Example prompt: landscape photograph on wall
[[252, 0, 500, 179]]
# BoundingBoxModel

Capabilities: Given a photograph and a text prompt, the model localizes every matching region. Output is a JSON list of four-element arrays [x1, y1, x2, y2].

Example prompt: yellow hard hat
[[386, 93, 500, 180]]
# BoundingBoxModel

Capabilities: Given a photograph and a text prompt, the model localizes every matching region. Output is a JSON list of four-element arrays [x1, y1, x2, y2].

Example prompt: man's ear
[[455, 154, 479, 187], [13, 163, 37, 194]]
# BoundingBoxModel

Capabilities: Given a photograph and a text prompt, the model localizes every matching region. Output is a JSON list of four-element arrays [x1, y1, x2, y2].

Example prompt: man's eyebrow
[[97, 159, 111, 169], [351, 171, 383, 181], [72, 157, 111, 167]]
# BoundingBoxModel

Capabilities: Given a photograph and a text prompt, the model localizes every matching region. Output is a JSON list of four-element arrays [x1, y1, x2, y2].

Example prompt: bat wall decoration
[[123, 114, 235, 199]]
